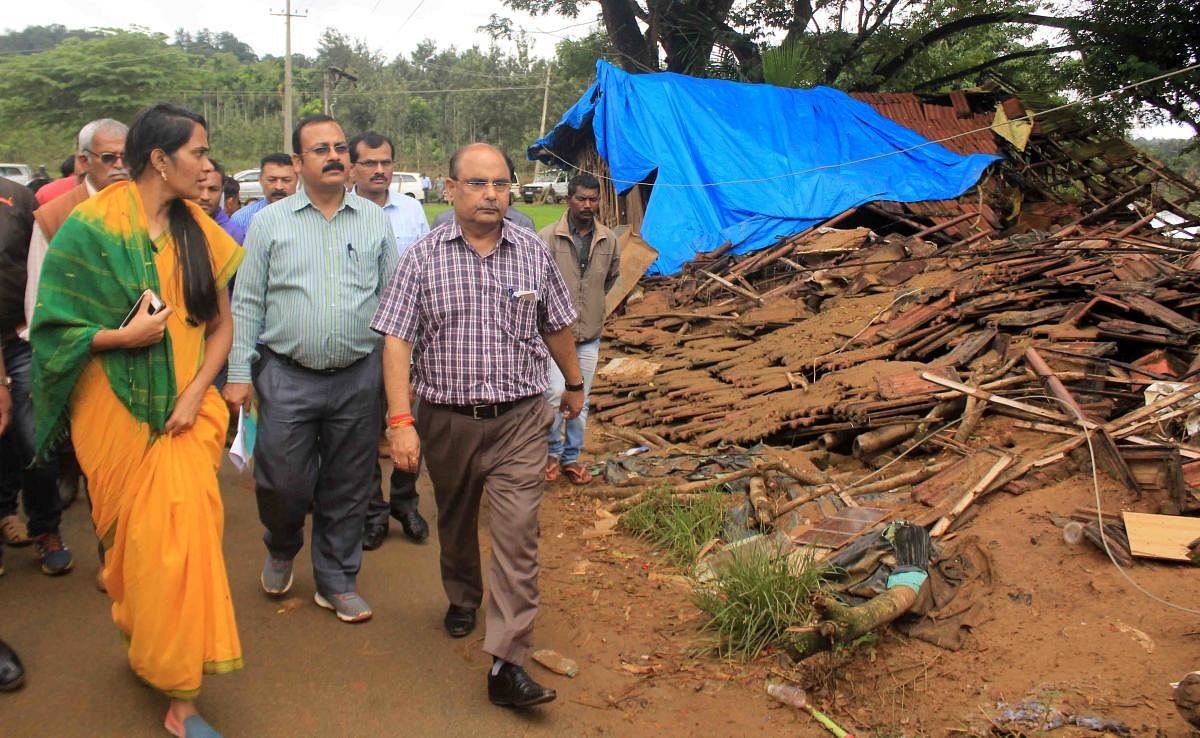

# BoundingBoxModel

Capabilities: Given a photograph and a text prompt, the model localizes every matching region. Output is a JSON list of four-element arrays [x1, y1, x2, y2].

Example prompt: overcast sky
[[3, 3, 1193, 139], [3, 0, 597, 62]]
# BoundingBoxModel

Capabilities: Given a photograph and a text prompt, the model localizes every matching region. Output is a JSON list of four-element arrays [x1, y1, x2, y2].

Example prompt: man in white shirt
[[348, 131, 431, 550]]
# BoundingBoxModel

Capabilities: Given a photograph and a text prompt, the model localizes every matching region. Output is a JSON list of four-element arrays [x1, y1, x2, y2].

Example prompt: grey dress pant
[[367, 399, 419, 526], [252, 349, 382, 595]]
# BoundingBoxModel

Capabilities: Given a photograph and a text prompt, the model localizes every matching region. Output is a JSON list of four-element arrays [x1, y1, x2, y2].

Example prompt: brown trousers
[[417, 396, 555, 665]]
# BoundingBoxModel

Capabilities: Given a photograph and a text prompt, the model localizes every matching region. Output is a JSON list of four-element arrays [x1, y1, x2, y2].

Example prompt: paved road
[[1, 461, 591, 737]]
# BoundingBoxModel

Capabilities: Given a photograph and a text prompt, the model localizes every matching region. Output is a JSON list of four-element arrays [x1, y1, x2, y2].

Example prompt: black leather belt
[[440, 395, 537, 420], [261, 346, 365, 376]]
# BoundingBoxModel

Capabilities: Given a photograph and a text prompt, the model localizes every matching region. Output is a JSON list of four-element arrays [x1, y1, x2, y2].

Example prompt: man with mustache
[[229, 152, 297, 232], [225, 115, 398, 624], [347, 131, 430, 550], [538, 173, 620, 485], [6, 117, 130, 567], [372, 143, 584, 708], [194, 159, 245, 244]]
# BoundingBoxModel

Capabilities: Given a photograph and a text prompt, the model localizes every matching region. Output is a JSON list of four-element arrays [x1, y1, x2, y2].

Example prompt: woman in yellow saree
[[31, 103, 242, 737]]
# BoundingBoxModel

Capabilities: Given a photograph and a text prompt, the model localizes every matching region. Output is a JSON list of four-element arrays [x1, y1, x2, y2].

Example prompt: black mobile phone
[[119, 290, 165, 328]]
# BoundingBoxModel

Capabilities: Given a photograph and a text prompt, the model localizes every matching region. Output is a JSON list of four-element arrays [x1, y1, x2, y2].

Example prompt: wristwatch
[[565, 381, 585, 392], [0, 376, 11, 388]]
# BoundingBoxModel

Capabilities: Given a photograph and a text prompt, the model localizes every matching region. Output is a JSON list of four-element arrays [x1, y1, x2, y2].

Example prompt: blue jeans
[[0, 339, 62, 536], [544, 338, 600, 466]]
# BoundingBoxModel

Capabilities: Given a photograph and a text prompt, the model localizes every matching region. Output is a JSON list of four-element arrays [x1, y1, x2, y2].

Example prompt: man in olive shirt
[[538, 173, 620, 485], [224, 115, 398, 623]]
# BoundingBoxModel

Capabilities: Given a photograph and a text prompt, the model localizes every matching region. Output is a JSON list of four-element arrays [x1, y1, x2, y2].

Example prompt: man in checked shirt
[[371, 143, 584, 708]]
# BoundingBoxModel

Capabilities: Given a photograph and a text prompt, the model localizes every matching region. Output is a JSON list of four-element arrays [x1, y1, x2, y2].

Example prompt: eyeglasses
[[454, 178, 512, 192], [303, 144, 350, 157], [84, 149, 125, 166], [355, 159, 393, 169]]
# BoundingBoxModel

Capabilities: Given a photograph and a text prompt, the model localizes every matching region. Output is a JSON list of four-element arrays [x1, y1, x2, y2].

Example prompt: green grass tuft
[[620, 489, 727, 568], [693, 547, 827, 660], [422, 202, 565, 232]]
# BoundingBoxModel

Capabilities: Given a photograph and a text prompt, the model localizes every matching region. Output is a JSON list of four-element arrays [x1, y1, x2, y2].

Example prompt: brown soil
[[531, 426, 1200, 737]]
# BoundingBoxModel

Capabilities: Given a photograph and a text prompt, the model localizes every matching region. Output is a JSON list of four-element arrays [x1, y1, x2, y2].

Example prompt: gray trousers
[[252, 349, 382, 595], [367, 398, 419, 526], [418, 396, 554, 665]]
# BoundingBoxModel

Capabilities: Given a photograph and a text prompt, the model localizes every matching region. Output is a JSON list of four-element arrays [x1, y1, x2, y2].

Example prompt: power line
[[170, 85, 545, 96], [541, 60, 1200, 189]]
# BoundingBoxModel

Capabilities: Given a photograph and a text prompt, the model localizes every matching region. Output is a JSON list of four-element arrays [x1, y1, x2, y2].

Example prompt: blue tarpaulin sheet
[[529, 61, 1000, 274]]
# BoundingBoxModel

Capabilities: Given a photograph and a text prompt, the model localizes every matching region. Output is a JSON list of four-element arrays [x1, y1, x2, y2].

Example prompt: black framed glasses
[[84, 149, 125, 165]]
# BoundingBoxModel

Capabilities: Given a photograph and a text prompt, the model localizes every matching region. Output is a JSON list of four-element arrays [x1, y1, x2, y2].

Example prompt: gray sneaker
[[314, 591, 373, 623], [260, 555, 294, 596]]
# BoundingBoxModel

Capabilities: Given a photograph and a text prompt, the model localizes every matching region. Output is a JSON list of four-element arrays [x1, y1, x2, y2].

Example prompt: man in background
[[347, 131, 430, 550], [195, 159, 245, 245], [34, 155, 79, 206], [229, 152, 297, 232], [538, 173, 620, 485]]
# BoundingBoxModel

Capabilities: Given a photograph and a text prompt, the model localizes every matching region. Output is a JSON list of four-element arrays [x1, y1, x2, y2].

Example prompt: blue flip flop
[[165, 713, 224, 738]]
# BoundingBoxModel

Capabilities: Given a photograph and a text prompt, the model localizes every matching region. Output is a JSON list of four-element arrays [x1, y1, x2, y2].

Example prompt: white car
[[232, 168, 263, 203], [390, 172, 425, 202], [0, 163, 33, 187]]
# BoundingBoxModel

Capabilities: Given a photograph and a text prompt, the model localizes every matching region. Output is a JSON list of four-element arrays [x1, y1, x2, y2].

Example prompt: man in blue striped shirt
[[224, 114, 399, 624]]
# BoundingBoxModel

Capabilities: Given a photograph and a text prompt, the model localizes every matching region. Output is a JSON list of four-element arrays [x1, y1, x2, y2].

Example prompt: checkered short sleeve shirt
[[370, 217, 578, 405]]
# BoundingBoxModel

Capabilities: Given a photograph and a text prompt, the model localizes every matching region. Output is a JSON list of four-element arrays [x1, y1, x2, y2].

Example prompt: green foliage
[[1072, 0, 1199, 136], [693, 547, 827, 659], [0, 25, 599, 178], [1135, 137, 1200, 181], [621, 489, 728, 568]]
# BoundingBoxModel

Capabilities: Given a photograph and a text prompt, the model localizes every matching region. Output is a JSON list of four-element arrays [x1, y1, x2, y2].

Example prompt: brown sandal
[[545, 458, 560, 482], [561, 462, 592, 485]]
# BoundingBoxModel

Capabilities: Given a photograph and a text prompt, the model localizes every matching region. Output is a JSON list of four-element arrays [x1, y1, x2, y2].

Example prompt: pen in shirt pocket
[[510, 287, 537, 301], [346, 242, 357, 260]]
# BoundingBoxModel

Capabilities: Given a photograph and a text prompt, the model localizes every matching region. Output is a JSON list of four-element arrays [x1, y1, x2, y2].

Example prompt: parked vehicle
[[232, 168, 263, 203], [389, 171, 425, 201], [0, 163, 34, 187], [521, 169, 569, 204]]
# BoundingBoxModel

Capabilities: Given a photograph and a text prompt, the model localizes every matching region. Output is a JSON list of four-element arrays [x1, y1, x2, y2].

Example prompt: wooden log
[[845, 460, 955, 498], [953, 394, 985, 442], [930, 454, 1014, 538], [749, 477, 772, 528], [788, 586, 919, 660], [1026, 347, 1140, 493], [852, 423, 919, 458]]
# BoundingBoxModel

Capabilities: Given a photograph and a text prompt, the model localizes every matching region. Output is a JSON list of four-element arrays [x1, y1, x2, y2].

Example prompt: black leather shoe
[[444, 604, 477, 638], [0, 638, 25, 691], [362, 522, 388, 551], [391, 508, 429, 543], [488, 662, 556, 707]]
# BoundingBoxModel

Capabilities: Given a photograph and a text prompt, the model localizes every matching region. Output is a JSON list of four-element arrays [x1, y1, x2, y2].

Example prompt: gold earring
[[160, 168, 168, 181]]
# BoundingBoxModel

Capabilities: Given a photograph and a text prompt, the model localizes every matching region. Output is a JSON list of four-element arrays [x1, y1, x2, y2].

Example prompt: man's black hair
[[209, 158, 226, 178], [260, 152, 293, 169], [292, 114, 338, 155], [59, 155, 75, 178], [222, 175, 240, 200], [348, 131, 395, 163], [568, 173, 600, 197]]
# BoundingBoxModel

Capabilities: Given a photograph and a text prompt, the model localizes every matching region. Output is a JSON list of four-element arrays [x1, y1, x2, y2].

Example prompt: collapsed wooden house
[[532, 65, 1200, 568]]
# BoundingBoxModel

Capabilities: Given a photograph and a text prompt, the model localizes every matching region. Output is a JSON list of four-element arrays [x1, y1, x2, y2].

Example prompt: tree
[[0, 30, 200, 128], [1070, 0, 1200, 136]]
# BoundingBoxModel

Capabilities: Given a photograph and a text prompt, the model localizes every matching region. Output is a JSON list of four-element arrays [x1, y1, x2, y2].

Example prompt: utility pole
[[271, 0, 306, 153], [533, 64, 552, 180], [323, 66, 358, 116]]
